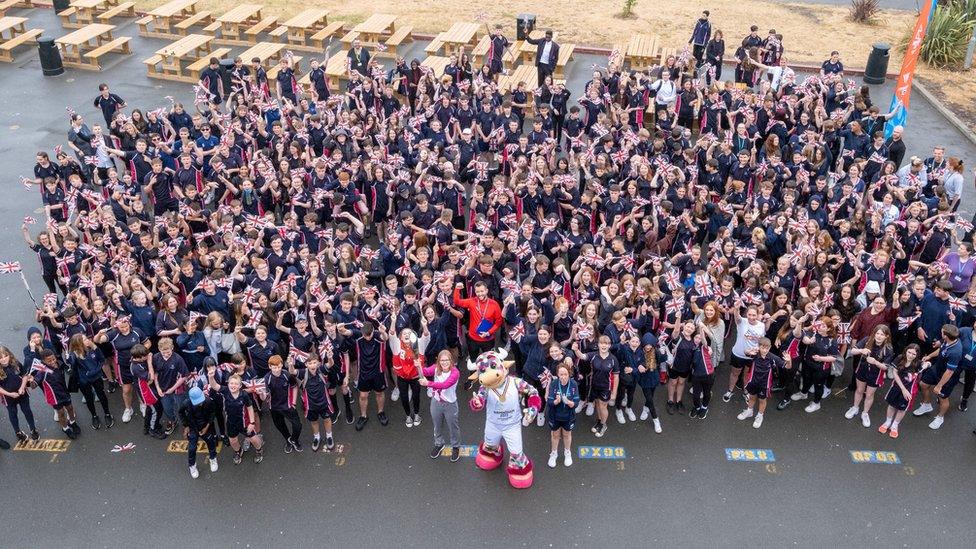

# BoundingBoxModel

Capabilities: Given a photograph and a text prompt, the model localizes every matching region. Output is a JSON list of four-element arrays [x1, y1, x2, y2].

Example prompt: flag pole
[[19, 271, 40, 309]]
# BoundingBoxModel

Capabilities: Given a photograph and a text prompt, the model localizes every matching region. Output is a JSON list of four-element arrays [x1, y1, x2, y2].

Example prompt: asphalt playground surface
[[0, 6, 975, 548]]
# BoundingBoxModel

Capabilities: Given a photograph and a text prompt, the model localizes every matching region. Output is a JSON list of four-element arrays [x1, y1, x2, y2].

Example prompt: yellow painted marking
[[14, 439, 71, 452], [166, 440, 223, 453]]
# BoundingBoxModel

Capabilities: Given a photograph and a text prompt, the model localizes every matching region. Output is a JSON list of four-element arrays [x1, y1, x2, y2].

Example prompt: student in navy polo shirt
[[917, 280, 953, 353], [914, 324, 963, 430], [151, 338, 188, 436], [28, 349, 80, 439]]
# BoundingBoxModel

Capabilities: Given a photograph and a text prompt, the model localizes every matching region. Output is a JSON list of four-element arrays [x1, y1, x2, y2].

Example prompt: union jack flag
[[0, 261, 22, 274], [837, 322, 851, 345], [949, 297, 968, 311], [510, 322, 526, 340], [897, 314, 920, 331], [665, 298, 684, 316]]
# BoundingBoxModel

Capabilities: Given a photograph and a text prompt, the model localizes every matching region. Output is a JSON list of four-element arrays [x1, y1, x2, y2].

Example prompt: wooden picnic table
[[56, 22, 125, 69], [352, 12, 396, 45], [156, 32, 212, 60], [496, 63, 537, 93], [439, 21, 480, 57], [625, 33, 659, 69], [215, 3, 263, 45], [145, 0, 197, 35], [279, 7, 329, 49], [420, 55, 450, 78], [147, 33, 218, 82], [237, 40, 302, 73], [0, 15, 26, 38], [69, 0, 107, 27]]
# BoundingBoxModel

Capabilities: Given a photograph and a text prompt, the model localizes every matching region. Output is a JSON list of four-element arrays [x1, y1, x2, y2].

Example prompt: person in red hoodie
[[454, 281, 502, 378], [388, 309, 428, 428]]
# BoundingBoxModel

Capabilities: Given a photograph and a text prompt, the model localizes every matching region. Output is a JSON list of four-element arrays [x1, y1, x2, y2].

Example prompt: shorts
[[53, 400, 72, 410], [920, 367, 942, 387], [592, 388, 611, 402], [326, 368, 343, 388], [357, 375, 387, 393], [548, 416, 575, 431], [730, 355, 753, 370], [884, 385, 911, 411], [937, 370, 961, 399], [306, 406, 331, 421], [667, 367, 691, 380], [226, 422, 255, 439], [745, 380, 769, 399], [855, 365, 885, 388], [116, 360, 134, 385]]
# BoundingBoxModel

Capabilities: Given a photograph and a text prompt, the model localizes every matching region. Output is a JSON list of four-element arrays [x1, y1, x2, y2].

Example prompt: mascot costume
[[468, 349, 541, 489]]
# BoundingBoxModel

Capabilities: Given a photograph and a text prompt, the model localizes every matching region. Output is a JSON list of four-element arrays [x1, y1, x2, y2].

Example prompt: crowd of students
[[4, 14, 976, 477]]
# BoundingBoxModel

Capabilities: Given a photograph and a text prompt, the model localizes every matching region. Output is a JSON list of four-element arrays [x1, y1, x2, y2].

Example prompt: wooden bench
[[0, 27, 41, 62], [310, 20, 344, 49], [340, 29, 358, 44], [136, 15, 153, 34], [554, 43, 575, 79], [424, 32, 444, 55], [82, 35, 130, 70], [267, 55, 301, 80], [58, 6, 77, 25], [504, 40, 522, 69], [377, 26, 413, 57], [268, 25, 287, 39], [173, 10, 212, 34], [324, 49, 348, 90], [0, 0, 25, 15], [142, 53, 163, 76], [186, 46, 231, 72], [202, 20, 220, 33], [244, 15, 278, 43], [96, 1, 135, 22]]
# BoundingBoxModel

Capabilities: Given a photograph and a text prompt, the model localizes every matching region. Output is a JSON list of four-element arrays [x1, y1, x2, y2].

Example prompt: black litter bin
[[516, 13, 536, 40], [37, 37, 64, 77], [52, 0, 70, 13], [219, 58, 236, 93], [863, 42, 890, 85]]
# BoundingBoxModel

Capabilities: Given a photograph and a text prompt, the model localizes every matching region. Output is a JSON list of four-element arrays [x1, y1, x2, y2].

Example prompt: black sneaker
[[959, 399, 969, 412], [666, 401, 675, 415], [69, 422, 81, 435], [64, 427, 77, 440], [151, 429, 168, 439], [451, 447, 461, 462], [355, 416, 368, 431], [776, 398, 791, 411], [91, 415, 102, 430], [689, 407, 699, 418], [254, 449, 264, 463], [15, 431, 27, 443], [284, 441, 293, 454], [106, 380, 118, 393], [595, 422, 607, 437], [29, 429, 39, 441], [676, 402, 685, 415], [378, 411, 389, 426], [722, 391, 733, 403], [292, 440, 303, 453], [104, 414, 115, 429], [233, 451, 243, 465], [164, 423, 176, 436], [699, 407, 709, 419], [344, 406, 355, 425], [430, 444, 444, 459], [329, 412, 340, 424], [591, 420, 600, 433], [221, 435, 230, 446], [0, 438, 9, 450], [325, 434, 335, 450], [312, 437, 321, 452]]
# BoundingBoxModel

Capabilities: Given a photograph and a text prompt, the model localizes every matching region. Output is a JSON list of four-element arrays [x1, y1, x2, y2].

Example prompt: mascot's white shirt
[[486, 378, 522, 429]]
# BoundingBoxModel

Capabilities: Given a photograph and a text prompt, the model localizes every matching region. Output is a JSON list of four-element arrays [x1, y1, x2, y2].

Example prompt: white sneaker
[[653, 418, 662, 433], [844, 406, 859, 419], [121, 408, 133, 423], [585, 402, 595, 416], [737, 408, 754, 421], [913, 403, 934, 416], [536, 413, 545, 427], [391, 387, 400, 401], [804, 402, 821, 413], [405, 415, 414, 428], [139, 403, 146, 417], [625, 408, 636, 422], [209, 458, 218, 473], [929, 415, 945, 430], [615, 409, 625, 424], [413, 414, 422, 427], [189, 465, 199, 479], [640, 406, 649, 421], [752, 413, 764, 429], [563, 449, 573, 467], [790, 392, 807, 401], [860, 412, 871, 428], [822, 388, 832, 399], [547, 451, 558, 468]]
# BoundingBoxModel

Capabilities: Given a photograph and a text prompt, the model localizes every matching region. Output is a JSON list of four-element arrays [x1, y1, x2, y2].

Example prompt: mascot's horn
[[466, 347, 510, 371]]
